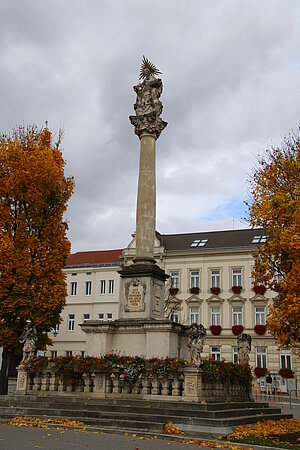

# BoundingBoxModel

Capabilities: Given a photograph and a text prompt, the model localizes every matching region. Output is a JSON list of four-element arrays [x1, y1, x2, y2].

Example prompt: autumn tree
[[0, 125, 74, 393], [248, 129, 300, 351]]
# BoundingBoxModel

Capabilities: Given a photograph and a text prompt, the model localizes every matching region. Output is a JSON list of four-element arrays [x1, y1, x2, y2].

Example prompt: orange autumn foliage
[[0, 125, 74, 352], [248, 130, 300, 350]]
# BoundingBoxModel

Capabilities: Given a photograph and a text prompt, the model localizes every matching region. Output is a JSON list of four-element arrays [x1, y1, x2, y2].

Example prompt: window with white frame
[[190, 270, 200, 288], [170, 308, 179, 323], [233, 346, 239, 364], [210, 306, 221, 326], [211, 269, 220, 288], [98, 313, 104, 321], [83, 313, 90, 322], [211, 346, 221, 361], [85, 281, 92, 296], [68, 314, 75, 331], [281, 349, 292, 370], [232, 268, 242, 287], [232, 306, 243, 326], [108, 280, 114, 294], [50, 350, 57, 358], [170, 271, 179, 289], [70, 281, 77, 296], [256, 347, 267, 368], [255, 306, 266, 325], [65, 350, 72, 357], [107, 313, 113, 321], [190, 307, 200, 324], [100, 280, 106, 295]]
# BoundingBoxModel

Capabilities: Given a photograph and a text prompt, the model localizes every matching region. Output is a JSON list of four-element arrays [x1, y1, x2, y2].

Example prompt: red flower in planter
[[254, 367, 268, 378], [210, 287, 220, 295], [254, 324, 267, 335], [190, 287, 200, 295], [279, 368, 294, 379], [169, 288, 178, 296], [210, 325, 222, 335], [232, 286, 242, 294], [253, 285, 266, 295], [232, 325, 244, 335]]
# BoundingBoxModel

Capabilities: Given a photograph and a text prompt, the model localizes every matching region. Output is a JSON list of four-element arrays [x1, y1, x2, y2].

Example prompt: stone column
[[129, 58, 167, 264], [135, 133, 156, 263]]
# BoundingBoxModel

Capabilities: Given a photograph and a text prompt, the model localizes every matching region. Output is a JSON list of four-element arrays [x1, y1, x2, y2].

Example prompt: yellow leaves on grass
[[5, 416, 86, 432], [228, 418, 300, 440], [163, 422, 184, 435]]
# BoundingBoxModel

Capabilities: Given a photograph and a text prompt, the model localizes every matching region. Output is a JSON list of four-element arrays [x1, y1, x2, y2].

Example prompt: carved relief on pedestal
[[153, 284, 162, 314], [125, 278, 146, 312]]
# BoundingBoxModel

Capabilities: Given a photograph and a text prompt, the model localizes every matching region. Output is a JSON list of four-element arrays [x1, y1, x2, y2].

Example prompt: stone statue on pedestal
[[188, 323, 206, 368], [19, 321, 38, 364], [237, 333, 251, 365], [130, 56, 167, 139]]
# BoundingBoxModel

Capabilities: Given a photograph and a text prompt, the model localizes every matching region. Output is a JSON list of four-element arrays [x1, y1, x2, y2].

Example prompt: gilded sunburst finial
[[139, 55, 162, 80]]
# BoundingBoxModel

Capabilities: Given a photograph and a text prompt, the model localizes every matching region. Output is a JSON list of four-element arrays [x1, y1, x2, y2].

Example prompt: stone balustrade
[[17, 365, 251, 402]]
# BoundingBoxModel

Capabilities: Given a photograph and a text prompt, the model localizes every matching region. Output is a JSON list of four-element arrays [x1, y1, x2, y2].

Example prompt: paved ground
[[0, 425, 202, 450]]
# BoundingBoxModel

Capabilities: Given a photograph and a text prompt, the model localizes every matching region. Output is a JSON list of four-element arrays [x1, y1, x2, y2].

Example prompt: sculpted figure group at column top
[[129, 56, 167, 139]]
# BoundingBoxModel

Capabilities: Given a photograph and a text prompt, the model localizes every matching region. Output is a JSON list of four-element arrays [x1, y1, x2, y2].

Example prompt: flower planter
[[232, 325, 244, 335], [254, 324, 267, 335], [279, 368, 294, 379], [253, 285, 266, 295], [254, 367, 268, 378], [210, 325, 222, 336], [169, 288, 178, 296], [232, 286, 242, 295], [189, 287, 200, 295], [210, 287, 220, 295]]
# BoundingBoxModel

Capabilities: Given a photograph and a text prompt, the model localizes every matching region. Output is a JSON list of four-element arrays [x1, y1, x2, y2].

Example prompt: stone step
[[0, 394, 267, 412], [0, 394, 291, 437], [0, 396, 281, 419]]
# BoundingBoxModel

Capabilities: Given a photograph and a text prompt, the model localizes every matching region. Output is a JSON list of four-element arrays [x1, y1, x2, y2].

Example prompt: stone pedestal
[[16, 364, 28, 394], [183, 367, 203, 402], [118, 262, 168, 320], [81, 318, 185, 359]]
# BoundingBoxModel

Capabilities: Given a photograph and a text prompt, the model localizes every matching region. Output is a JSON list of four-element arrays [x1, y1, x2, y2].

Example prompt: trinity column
[[118, 57, 169, 320]]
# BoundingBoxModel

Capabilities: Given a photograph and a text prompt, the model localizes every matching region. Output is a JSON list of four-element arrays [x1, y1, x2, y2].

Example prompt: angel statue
[[19, 321, 38, 364], [187, 323, 207, 368], [237, 333, 252, 365]]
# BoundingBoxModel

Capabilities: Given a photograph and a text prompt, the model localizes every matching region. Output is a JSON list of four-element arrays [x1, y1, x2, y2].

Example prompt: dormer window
[[252, 235, 267, 244], [191, 239, 208, 247]]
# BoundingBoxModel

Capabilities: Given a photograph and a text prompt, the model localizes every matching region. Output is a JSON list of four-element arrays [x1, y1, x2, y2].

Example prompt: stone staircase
[[0, 395, 293, 437]]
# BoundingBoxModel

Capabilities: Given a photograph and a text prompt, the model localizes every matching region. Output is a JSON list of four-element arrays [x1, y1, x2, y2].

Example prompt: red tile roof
[[66, 249, 122, 267]]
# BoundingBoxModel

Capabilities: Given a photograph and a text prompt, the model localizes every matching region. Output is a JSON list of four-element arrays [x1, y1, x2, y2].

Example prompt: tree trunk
[[0, 349, 12, 395]]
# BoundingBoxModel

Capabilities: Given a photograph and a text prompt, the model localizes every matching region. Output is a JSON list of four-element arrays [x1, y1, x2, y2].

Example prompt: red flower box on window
[[169, 288, 178, 296], [253, 285, 266, 295], [232, 325, 244, 335], [210, 287, 220, 295], [254, 367, 268, 378], [254, 324, 267, 335], [190, 287, 200, 295], [210, 325, 222, 335], [279, 368, 294, 379], [232, 286, 242, 294]]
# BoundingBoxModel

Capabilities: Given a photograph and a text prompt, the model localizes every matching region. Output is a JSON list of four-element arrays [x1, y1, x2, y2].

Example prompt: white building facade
[[48, 229, 298, 392]]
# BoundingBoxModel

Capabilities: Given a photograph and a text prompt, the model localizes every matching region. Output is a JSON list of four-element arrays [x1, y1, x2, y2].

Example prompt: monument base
[[81, 318, 187, 359], [118, 262, 169, 320]]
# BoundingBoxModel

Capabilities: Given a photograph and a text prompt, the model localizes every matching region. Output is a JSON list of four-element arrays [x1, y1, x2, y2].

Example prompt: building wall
[[47, 265, 120, 356], [46, 242, 298, 393]]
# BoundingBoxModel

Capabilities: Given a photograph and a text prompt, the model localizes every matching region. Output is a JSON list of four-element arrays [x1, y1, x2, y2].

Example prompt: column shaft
[[135, 133, 156, 262]]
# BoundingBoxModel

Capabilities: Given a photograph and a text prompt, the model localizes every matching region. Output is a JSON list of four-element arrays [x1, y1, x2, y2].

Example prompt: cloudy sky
[[1, 0, 299, 253]]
